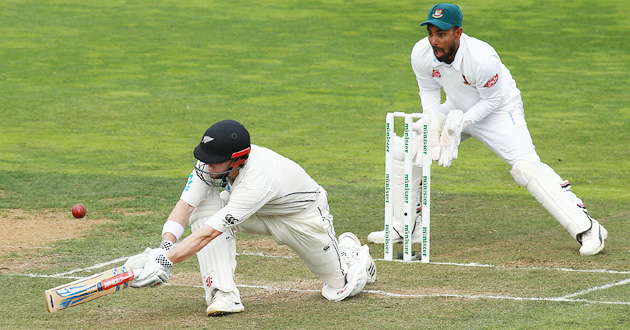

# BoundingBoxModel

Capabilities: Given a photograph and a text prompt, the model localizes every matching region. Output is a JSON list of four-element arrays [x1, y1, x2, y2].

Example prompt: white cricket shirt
[[180, 145, 322, 232], [411, 33, 522, 126]]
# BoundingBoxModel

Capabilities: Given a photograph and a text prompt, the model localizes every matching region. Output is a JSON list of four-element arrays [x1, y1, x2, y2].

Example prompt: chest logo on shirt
[[462, 75, 471, 86], [484, 74, 499, 88], [432, 69, 441, 78]]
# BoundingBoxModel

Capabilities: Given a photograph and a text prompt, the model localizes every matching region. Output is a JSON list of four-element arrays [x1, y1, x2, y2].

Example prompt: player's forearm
[[167, 199, 195, 226], [418, 83, 442, 114], [461, 97, 501, 126], [162, 199, 195, 242], [166, 224, 222, 264]]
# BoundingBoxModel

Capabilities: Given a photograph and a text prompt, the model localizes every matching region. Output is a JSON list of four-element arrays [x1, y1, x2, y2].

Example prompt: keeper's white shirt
[[180, 145, 323, 232], [411, 33, 522, 125]]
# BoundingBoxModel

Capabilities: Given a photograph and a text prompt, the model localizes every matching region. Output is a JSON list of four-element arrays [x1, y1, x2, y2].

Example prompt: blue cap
[[420, 4, 463, 30]]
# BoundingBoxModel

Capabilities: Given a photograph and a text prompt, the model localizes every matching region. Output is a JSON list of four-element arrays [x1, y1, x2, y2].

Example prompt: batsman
[[370, 3, 607, 256], [125, 120, 376, 316]]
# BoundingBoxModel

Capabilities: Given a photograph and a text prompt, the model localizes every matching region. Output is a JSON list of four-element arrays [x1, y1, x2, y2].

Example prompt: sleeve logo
[[484, 74, 499, 88]]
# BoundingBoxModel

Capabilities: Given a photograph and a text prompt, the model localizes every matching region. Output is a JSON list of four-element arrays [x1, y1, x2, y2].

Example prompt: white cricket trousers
[[234, 187, 346, 280]]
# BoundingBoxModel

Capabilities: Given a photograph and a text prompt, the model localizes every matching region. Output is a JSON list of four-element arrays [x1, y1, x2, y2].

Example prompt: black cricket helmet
[[193, 120, 251, 187]]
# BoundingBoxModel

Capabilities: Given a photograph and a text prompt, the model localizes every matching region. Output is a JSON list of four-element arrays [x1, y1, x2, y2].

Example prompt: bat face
[[45, 266, 135, 313]]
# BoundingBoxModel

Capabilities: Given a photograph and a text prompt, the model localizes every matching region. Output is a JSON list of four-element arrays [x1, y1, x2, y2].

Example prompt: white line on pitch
[[15, 257, 129, 279], [361, 289, 630, 305], [558, 277, 630, 299]]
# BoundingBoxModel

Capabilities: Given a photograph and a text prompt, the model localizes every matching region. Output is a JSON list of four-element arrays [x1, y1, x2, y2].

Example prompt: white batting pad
[[189, 193, 238, 304]]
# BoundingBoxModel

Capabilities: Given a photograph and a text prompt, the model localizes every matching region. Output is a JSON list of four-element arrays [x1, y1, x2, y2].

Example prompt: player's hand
[[130, 248, 173, 288], [430, 110, 447, 163], [438, 110, 464, 167]]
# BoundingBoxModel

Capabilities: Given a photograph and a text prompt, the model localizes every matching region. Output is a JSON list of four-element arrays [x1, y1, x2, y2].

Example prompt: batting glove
[[124, 247, 152, 273], [124, 240, 173, 273], [159, 240, 174, 251], [130, 248, 173, 288]]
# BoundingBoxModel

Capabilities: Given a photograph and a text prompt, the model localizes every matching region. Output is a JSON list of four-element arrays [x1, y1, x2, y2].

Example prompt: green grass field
[[1, 0, 629, 329]]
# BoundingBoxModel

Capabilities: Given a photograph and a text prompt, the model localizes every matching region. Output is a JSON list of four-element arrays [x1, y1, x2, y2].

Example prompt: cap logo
[[202, 136, 214, 143], [432, 9, 443, 18]]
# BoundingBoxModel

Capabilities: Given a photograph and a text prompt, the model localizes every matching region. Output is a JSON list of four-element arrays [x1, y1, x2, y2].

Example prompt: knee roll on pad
[[510, 160, 591, 239]]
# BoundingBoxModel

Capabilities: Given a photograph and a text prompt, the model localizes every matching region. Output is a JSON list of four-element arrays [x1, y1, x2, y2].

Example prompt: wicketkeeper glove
[[438, 110, 470, 167], [430, 110, 447, 163]]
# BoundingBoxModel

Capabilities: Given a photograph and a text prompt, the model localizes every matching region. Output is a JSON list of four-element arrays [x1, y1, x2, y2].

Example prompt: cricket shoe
[[578, 219, 608, 256], [206, 290, 244, 316], [338, 232, 376, 284], [361, 245, 377, 284]]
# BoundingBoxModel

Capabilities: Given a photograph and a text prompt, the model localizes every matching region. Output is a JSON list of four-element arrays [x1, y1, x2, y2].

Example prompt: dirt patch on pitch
[[0, 209, 113, 254], [0, 209, 113, 272]]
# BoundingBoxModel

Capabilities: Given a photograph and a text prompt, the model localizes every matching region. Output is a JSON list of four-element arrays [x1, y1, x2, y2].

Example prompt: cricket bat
[[45, 266, 135, 313]]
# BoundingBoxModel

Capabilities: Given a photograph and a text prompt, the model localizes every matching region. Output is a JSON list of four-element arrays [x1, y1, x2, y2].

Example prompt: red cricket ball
[[72, 203, 87, 218]]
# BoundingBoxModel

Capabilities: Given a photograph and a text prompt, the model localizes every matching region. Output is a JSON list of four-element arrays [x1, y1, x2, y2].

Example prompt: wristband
[[162, 220, 185, 241]]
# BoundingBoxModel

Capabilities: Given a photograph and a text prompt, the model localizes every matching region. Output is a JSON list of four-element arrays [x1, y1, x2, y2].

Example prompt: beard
[[433, 42, 458, 63]]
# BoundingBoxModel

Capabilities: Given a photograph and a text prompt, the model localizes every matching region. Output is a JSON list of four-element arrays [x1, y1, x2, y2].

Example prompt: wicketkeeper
[[125, 119, 376, 316], [369, 3, 607, 256]]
